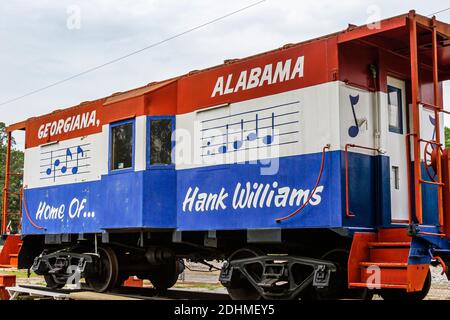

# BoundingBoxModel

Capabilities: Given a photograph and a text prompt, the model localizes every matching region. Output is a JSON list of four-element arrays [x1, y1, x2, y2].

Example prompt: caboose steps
[[369, 247, 410, 263], [0, 235, 22, 269], [348, 228, 420, 293]]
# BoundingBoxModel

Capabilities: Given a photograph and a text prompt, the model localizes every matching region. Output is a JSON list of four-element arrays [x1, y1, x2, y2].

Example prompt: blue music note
[[247, 114, 259, 141], [233, 120, 244, 150], [72, 146, 84, 174], [429, 115, 436, 140], [46, 151, 53, 176], [45, 151, 60, 181], [61, 148, 73, 174], [53, 159, 60, 181], [263, 113, 275, 145], [348, 95, 360, 138], [206, 141, 212, 155], [218, 125, 229, 154]]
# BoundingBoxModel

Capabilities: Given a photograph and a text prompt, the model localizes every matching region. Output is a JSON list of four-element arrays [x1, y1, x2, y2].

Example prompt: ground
[[0, 261, 449, 299]]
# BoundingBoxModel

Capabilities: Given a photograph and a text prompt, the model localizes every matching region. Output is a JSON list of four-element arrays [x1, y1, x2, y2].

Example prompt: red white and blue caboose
[[2, 10, 450, 299]]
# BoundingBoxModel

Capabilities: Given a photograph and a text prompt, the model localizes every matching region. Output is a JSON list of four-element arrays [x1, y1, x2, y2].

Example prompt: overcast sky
[[1, 0, 449, 146]]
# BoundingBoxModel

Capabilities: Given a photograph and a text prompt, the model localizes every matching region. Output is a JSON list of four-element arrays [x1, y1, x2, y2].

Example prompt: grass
[[0, 269, 37, 278]]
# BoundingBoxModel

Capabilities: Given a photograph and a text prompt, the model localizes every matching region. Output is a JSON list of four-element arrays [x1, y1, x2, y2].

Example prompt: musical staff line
[[200, 101, 300, 124], [40, 143, 90, 155], [201, 111, 299, 132], [201, 130, 299, 149], [40, 164, 91, 175], [202, 120, 299, 142], [39, 157, 92, 168], [202, 140, 299, 157]]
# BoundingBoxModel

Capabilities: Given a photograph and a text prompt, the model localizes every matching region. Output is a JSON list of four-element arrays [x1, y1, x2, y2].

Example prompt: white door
[[386, 76, 409, 223]]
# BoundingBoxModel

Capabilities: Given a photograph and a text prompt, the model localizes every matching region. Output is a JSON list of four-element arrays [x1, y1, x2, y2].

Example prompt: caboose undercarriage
[[17, 227, 445, 300]]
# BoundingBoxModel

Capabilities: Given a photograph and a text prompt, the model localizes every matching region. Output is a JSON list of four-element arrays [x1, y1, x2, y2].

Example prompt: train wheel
[[315, 249, 372, 300], [148, 259, 183, 290], [85, 246, 119, 292], [380, 270, 431, 301], [226, 247, 264, 300], [44, 274, 65, 289]]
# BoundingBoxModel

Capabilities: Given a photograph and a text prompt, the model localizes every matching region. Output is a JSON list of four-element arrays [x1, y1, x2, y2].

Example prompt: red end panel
[[407, 264, 429, 292], [441, 149, 450, 236], [177, 38, 337, 114], [339, 42, 378, 91]]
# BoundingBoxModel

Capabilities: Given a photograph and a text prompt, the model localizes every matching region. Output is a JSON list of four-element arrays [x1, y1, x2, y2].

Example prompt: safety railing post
[[431, 16, 445, 232], [408, 11, 423, 225], [1, 132, 12, 234]]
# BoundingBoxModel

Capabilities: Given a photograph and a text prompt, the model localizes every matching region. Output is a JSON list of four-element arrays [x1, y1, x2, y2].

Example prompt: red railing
[[276, 145, 330, 223]]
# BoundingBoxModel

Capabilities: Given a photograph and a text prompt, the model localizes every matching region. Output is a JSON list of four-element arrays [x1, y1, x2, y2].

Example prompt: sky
[[0, 0, 449, 147]]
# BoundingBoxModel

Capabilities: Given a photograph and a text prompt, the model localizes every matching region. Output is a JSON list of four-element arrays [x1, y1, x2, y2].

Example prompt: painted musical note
[[206, 141, 212, 155], [247, 114, 259, 141], [348, 94, 360, 138], [53, 159, 60, 181], [429, 115, 436, 140], [218, 125, 229, 154], [72, 146, 84, 174], [61, 148, 73, 174], [46, 151, 53, 176], [263, 113, 275, 145], [45, 151, 61, 181], [233, 120, 244, 150]]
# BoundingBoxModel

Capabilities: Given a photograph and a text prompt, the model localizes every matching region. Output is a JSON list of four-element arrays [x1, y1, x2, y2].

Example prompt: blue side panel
[[421, 165, 438, 226], [341, 152, 386, 228], [176, 151, 343, 230], [22, 170, 177, 235], [377, 156, 392, 227], [142, 170, 177, 228]]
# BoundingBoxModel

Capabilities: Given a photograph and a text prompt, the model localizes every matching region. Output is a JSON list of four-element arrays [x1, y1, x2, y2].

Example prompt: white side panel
[[339, 84, 376, 154], [419, 105, 443, 160], [175, 82, 341, 170], [24, 131, 108, 189], [135, 116, 147, 171]]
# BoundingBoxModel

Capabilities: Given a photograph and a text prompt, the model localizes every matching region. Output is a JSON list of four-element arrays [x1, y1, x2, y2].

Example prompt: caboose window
[[388, 85, 403, 134], [111, 121, 134, 171], [149, 118, 173, 166]]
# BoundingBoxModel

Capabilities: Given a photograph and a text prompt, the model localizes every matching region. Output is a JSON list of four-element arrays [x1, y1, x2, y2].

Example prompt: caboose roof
[[7, 10, 450, 133]]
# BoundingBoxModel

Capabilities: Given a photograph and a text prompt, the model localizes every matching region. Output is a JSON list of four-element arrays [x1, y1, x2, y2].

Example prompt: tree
[[445, 127, 450, 149], [0, 122, 24, 234]]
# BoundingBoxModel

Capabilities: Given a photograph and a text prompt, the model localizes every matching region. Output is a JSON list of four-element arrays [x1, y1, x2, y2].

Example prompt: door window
[[388, 85, 403, 134]]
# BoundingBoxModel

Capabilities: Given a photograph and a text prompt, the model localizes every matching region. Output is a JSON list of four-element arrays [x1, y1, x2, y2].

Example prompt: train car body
[[2, 10, 450, 299]]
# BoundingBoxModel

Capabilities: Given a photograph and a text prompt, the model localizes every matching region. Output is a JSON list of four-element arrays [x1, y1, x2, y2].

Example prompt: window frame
[[146, 115, 175, 170], [387, 85, 403, 134], [109, 118, 136, 174]]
